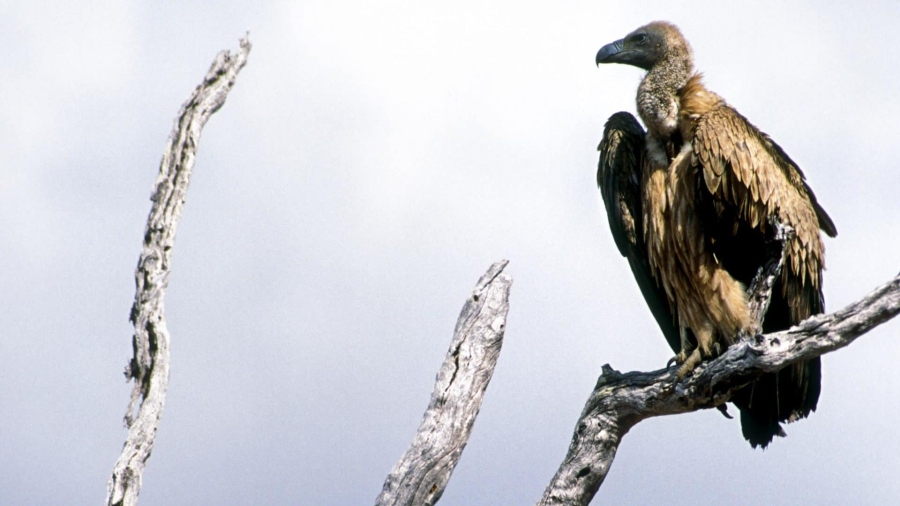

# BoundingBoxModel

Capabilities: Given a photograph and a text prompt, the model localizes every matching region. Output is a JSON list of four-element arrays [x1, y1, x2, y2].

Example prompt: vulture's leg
[[676, 324, 714, 379], [667, 326, 694, 369]]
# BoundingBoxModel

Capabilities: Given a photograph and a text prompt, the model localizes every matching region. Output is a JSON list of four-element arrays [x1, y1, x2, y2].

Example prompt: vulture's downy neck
[[637, 44, 694, 141]]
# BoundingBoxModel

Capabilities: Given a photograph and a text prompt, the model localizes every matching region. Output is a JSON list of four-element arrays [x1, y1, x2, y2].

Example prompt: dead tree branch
[[537, 271, 900, 506], [375, 260, 513, 506], [105, 36, 251, 506], [746, 221, 793, 330]]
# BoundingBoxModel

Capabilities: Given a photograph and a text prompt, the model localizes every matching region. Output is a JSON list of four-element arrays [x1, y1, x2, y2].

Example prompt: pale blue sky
[[1, 1, 898, 504]]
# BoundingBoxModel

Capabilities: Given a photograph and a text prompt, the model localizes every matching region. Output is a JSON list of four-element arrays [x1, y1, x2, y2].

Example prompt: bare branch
[[105, 36, 251, 506], [538, 271, 900, 506], [375, 260, 513, 506], [746, 221, 793, 330]]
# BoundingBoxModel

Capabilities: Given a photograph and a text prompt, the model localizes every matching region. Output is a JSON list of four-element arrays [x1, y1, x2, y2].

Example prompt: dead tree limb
[[105, 36, 251, 506], [537, 270, 900, 506], [746, 221, 793, 329], [375, 260, 513, 506]]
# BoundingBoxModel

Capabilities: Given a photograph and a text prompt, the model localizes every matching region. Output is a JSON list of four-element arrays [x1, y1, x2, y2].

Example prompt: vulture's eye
[[633, 34, 648, 44]]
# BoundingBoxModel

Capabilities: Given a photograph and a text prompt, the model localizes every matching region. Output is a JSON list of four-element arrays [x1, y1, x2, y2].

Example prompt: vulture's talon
[[676, 349, 702, 380], [669, 348, 691, 369], [716, 404, 733, 419]]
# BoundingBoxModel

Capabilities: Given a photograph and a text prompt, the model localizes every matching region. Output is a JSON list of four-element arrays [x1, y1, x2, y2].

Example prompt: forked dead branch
[[537, 270, 900, 505]]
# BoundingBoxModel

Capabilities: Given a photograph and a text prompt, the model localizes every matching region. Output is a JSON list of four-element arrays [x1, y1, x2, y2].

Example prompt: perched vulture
[[595, 21, 837, 448]]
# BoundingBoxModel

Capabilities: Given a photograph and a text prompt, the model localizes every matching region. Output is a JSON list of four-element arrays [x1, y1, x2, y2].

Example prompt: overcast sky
[[2, 1, 899, 505]]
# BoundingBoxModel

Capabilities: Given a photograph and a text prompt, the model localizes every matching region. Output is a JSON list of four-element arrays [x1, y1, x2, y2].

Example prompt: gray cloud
[[1, 1, 898, 504]]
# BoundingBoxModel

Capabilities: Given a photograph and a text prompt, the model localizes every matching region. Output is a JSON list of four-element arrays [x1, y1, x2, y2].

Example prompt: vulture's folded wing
[[692, 105, 834, 314], [598, 112, 683, 353]]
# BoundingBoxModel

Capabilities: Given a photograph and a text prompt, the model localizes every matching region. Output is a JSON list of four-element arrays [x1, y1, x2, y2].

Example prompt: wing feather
[[598, 112, 683, 353], [692, 105, 833, 310], [598, 112, 644, 258]]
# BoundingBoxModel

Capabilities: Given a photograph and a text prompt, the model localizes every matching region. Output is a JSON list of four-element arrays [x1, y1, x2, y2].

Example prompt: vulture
[[595, 21, 837, 448]]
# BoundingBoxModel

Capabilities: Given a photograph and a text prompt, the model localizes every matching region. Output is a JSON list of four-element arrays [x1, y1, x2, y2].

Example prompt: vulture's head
[[596, 21, 691, 71]]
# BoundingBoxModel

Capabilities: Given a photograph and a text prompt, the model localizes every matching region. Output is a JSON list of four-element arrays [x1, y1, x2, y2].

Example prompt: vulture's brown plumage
[[596, 21, 837, 448]]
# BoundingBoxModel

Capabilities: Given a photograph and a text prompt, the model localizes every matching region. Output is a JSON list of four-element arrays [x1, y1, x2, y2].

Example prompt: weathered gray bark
[[375, 260, 513, 506], [105, 36, 251, 506], [746, 221, 793, 330], [537, 271, 900, 506]]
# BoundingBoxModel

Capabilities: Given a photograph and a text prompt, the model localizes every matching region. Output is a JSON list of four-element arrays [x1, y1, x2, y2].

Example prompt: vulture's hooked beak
[[595, 38, 626, 66]]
